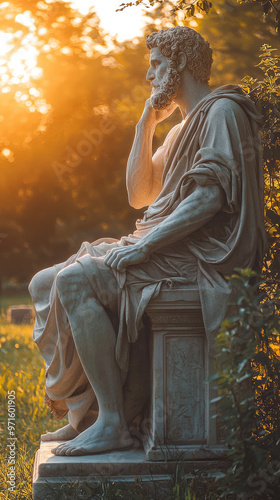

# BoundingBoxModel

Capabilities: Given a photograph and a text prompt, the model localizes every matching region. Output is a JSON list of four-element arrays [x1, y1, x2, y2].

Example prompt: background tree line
[[0, 0, 279, 289]]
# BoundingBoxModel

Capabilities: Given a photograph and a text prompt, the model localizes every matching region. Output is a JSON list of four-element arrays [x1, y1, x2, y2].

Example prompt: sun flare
[[69, 0, 146, 42], [0, 4, 47, 117], [0, 8, 40, 82], [0, 0, 147, 136]]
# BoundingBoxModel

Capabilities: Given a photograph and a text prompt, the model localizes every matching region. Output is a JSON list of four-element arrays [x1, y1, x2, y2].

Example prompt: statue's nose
[[146, 67, 154, 82]]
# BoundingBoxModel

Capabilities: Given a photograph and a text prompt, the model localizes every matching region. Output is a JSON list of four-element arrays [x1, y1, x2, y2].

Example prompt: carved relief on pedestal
[[147, 309, 204, 328], [165, 335, 205, 443]]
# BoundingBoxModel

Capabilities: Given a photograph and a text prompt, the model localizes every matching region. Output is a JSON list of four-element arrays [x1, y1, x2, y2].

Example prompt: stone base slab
[[144, 444, 227, 461], [33, 441, 230, 499]]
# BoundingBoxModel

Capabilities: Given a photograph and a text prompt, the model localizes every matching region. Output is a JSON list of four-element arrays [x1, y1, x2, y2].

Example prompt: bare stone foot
[[51, 418, 135, 456], [41, 424, 79, 442]]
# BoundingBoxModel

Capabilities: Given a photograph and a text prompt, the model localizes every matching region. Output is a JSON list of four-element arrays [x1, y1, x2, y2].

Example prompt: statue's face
[[146, 47, 181, 111], [146, 47, 169, 92]]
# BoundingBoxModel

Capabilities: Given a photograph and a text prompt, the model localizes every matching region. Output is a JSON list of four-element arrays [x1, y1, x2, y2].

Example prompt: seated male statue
[[29, 26, 266, 456]]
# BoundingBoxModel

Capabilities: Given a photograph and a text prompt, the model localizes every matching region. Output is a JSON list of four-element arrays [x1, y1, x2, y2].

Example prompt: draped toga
[[29, 85, 267, 431]]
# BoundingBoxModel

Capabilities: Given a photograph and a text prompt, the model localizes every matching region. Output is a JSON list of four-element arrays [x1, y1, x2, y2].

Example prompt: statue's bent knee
[[56, 264, 86, 301], [28, 272, 40, 296], [29, 267, 53, 297]]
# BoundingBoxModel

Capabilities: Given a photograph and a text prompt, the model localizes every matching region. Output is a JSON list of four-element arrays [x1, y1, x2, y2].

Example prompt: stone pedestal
[[33, 442, 229, 499], [144, 286, 226, 461]]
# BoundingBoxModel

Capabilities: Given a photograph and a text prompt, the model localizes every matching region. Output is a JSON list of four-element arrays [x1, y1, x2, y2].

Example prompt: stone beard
[[151, 66, 181, 110]]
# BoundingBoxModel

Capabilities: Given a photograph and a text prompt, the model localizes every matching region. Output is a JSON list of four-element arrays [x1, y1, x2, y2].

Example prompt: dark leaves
[[212, 269, 280, 497]]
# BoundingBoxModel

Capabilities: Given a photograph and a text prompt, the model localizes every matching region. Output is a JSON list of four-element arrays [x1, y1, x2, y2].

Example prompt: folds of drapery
[[135, 85, 267, 341]]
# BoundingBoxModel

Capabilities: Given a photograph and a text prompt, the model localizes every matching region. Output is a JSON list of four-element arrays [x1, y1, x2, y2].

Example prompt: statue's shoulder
[[208, 96, 242, 114], [169, 122, 183, 135], [163, 122, 183, 144], [206, 96, 247, 124]]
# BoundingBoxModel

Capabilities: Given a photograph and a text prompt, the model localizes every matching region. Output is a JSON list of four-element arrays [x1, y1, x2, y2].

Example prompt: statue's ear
[[177, 52, 187, 72]]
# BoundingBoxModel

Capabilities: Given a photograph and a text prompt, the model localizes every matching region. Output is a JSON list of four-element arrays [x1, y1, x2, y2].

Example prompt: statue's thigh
[[29, 263, 65, 299], [76, 254, 120, 315]]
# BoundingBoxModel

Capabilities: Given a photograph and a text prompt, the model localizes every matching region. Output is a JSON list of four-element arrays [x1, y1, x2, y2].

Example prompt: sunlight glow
[[189, 20, 198, 28], [2, 148, 11, 156], [0, 0, 147, 117], [1, 148, 14, 161], [69, 0, 147, 41], [0, 9, 44, 112], [0, 32, 13, 56], [15, 11, 35, 30], [7, 46, 39, 79]]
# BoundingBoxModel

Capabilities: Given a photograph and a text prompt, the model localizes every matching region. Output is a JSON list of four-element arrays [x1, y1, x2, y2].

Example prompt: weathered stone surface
[[166, 335, 205, 443], [33, 441, 230, 499], [144, 287, 226, 461]]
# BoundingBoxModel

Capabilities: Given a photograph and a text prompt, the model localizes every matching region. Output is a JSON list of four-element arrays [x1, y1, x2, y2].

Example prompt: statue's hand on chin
[[104, 244, 149, 272], [141, 97, 177, 127]]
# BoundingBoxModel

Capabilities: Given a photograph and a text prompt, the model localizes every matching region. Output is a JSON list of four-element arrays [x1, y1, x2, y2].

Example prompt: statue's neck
[[175, 74, 211, 119]]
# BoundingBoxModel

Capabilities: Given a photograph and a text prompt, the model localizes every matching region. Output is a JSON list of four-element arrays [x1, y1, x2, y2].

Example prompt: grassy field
[[0, 315, 68, 500], [0, 304, 219, 499], [0, 294, 32, 313]]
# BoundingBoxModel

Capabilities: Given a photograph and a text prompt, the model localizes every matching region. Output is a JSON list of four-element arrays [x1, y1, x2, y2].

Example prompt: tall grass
[[0, 318, 67, 500]]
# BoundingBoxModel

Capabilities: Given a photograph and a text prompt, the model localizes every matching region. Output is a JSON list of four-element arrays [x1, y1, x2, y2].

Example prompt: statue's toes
[[42, 431, 56, 441], [51, 444, 66, 455], [70, 447, 88, 456], [58, 446, 68, 456], [65, 446, 75, 456], [41, 434, 49, 441]]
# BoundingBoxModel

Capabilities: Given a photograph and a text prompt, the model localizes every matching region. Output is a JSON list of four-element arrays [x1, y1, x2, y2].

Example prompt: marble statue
[[29, 26, 267, 456]]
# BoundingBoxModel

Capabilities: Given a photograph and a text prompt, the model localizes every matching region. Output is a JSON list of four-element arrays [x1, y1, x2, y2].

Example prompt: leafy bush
[[241, 44, 280, 303], [118, 0, 280, 31], [208, 45, 280, 500], [211, 269, 280, 499]]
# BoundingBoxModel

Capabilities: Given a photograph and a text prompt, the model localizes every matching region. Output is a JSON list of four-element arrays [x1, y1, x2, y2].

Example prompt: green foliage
[[169, 466, 219, 499], [117, 0, 162, 12], [175, 0, 280, 30], [241, 44, 280, 301], [211, 269, 280, 499], [118, 0, 280, 31]]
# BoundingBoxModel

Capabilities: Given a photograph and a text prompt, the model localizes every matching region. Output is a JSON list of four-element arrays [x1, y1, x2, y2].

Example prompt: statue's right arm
[[126, 98, 177, 209]]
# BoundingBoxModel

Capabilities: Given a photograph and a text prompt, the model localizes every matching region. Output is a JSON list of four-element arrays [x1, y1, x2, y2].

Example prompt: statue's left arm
[[104, 183, 225, 271]]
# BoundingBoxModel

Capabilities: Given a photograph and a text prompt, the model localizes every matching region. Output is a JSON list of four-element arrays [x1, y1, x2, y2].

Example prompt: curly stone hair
[[146, 27, 213, 84]]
